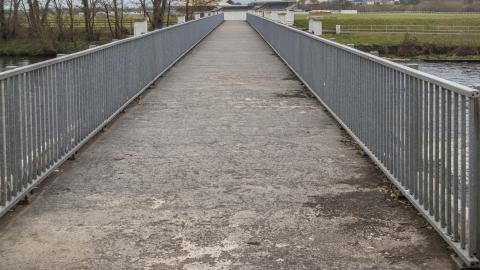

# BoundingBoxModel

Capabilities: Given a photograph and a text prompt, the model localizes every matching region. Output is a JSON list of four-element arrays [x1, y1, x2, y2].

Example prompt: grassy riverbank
[[0, 14, 178, 57], [0, 39, 91, 56], [295, 12, 480, 59]]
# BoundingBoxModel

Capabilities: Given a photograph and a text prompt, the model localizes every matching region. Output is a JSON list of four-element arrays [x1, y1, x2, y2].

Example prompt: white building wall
[[223, 11, 247, 21]]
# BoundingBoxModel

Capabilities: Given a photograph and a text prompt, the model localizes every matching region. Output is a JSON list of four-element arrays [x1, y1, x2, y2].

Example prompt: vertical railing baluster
[[461, 95, 467, 249], [440, 88, 446, 228], [0, 79, 5, 207], [453, 93, 460, 242], [446, 90, 452, 235]]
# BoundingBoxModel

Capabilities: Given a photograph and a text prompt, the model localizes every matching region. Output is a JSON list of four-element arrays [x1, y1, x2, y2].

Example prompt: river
[[0, 56, 53, 73], [413, 61, 480, 90], [1, 56, 480, 89]]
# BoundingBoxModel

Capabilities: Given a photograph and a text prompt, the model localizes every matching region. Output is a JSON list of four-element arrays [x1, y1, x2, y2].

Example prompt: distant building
[[219, 0, 298, 21], [221, 5, 252, 20]]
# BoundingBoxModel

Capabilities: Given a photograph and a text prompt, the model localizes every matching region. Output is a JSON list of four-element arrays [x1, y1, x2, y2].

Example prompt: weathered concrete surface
[[0, 22, 455, 269]]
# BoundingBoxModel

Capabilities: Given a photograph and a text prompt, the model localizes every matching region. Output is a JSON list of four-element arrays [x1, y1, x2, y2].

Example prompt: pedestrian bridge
[[0, 14, 479, 269]]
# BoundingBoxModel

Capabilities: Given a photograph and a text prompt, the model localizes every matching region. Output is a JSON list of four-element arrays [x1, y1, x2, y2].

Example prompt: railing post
[[469, 97, 480, 262]]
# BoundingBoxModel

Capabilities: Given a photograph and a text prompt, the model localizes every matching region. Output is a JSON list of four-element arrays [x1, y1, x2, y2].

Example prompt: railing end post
[[469, 97, 480, 261]]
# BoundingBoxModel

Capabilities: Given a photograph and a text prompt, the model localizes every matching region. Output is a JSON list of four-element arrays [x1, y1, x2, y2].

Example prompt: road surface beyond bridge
[[0, 21, 455, 269]]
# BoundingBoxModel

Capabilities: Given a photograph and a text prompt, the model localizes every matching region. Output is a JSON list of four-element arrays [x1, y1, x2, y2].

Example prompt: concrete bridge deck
[[0, 21, 455, 269]]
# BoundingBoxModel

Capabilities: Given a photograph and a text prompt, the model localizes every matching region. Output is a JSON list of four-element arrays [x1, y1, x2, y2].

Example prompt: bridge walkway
[[0, 21, 454, 269]]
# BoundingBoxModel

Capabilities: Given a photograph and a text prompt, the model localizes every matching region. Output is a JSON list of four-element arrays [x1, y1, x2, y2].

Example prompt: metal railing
[[0, 13, 223, 217], [337, 24, 480, 34], [248, 13, 480, 267]]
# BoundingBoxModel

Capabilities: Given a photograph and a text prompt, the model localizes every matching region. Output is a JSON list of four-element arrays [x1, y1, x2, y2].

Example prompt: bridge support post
[[278, 13, 286, 25], [308, 16, 323, 36], [133, 19, 148, 36], [336, 25, 341, 34], [177, 16, 186, 24], [285, 10, 294, 26]]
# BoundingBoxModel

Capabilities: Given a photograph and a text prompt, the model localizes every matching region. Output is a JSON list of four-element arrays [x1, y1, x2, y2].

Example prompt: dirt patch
[[282, 73, 299, 81], [303, 191, 397, 219], [337, 166, 388, 189], [337, 175, 384, 190], [339, 218, 389, 238], [275, 92, 308, 98], [380, 246, 439, 266], [275, 89, 314, 99]]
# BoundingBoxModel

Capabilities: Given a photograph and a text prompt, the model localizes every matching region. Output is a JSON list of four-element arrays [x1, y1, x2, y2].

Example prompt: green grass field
[[0, 39, 91, 56], [295, 12, 480, 58], [294, 12, 480, 31], [321, 33, 480, 46]]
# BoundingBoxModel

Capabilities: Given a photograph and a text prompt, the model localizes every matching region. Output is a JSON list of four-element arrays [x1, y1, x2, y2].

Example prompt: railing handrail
[[0, 15, 220, 80], [259, 15, 479, 98], [0, 13, 224, 218], [248, 13, 480, 266]]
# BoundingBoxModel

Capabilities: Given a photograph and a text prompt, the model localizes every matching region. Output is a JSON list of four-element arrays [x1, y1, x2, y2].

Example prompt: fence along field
[[38, 16, 179, 33], [293, 12, 480, 58], [337, 24, 480, 34], [294, 12, 480, 33]]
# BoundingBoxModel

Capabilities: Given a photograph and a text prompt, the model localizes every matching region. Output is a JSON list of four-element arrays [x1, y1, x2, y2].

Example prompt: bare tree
[[0, 0, 7, 39], [7, 0, 21, 38], [152, 0, 161, 27], [65, 0, 75, 35], [24, 0, 53, 38], [166, 0, 172, 26], [102, 0, 113, 36], [82, 0, 99, 40], [184, 0, 190, 21], [102, 0, 124, 38], [52, 0, 66, 39], [160, 0, 167, 26], [139, 0, 168, 29], [0, 0, 20, 39], [138, 0, 152, 27]]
